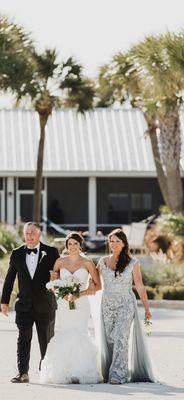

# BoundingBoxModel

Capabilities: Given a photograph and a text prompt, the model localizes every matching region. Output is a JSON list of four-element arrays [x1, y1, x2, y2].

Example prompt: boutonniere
[[39, 250, 47, 263]]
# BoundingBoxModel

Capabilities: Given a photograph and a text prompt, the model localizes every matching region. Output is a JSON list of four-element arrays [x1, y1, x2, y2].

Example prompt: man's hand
[[50, 270, 59, 281], [1, 304, 9, 316]]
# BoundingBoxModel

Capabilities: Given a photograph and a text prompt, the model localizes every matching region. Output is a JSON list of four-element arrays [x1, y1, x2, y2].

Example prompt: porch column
[[7, 177, 14, 225], [88, 177, 97, 237]]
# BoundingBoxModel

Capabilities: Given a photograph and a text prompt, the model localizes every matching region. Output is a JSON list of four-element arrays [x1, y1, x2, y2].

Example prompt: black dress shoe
[[11, 373, 29, 383]]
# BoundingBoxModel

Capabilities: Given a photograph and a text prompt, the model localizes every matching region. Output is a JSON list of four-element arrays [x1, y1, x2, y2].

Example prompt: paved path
[[0, 307, 184, 400]]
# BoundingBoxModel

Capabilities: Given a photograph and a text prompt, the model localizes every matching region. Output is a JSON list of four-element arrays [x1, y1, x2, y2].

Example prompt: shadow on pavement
[[29, 382, 184, 396]]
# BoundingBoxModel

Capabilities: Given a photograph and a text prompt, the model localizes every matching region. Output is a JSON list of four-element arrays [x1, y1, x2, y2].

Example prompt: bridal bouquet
[[144, 318, 152, 336], [46, 277, 81, 310]]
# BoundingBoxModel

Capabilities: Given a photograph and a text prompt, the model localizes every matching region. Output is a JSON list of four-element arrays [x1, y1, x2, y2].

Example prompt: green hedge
[[134, 285, 184, 300], [133, 286, 157, 300], [160, 286, 184, 300]]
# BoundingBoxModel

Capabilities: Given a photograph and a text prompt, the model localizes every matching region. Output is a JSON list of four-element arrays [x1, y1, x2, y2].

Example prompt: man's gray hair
[[23, 222, 41, 232]]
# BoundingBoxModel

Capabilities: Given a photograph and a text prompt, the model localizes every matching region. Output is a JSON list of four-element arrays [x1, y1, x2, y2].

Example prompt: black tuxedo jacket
[[1, 242, 60, 313]]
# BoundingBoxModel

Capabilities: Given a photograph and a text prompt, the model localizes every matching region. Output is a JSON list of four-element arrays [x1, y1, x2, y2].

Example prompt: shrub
[[133, 285, 156, 300], [159, 207, 184, 237], [160, 286, 184, 300], [145, 286, 156, 299], [0, 224, 21, 258], [141, 262, 184, 288], [142, 269, 160, 288]]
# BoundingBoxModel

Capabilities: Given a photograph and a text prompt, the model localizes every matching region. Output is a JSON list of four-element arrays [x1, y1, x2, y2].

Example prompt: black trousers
[[15, 308, 55, 374]]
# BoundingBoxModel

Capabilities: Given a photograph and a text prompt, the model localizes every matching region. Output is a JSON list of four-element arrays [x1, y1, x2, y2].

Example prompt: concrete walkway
[[0, 307, 184, 400]]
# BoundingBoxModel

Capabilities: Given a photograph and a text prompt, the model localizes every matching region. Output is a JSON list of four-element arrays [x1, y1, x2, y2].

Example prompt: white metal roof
[[0, 107, 180, 177]]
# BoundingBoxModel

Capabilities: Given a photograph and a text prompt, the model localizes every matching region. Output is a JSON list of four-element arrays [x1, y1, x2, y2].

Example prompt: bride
[[40, 231, 103, 384]]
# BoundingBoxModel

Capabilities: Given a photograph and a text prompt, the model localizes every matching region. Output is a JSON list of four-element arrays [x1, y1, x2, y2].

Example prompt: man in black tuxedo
[[0, 221, 60, 383]]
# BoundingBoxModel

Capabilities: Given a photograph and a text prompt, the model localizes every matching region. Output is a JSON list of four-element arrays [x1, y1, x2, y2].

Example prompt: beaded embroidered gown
[[98, 256, 155, 383]]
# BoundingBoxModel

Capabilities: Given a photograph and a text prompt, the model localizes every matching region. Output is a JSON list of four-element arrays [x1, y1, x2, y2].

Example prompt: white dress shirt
[[26, 243, 40, 279]]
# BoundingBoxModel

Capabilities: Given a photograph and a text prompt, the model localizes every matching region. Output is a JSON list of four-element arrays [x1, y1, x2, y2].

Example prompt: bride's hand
[[64, 293, 75, 302]]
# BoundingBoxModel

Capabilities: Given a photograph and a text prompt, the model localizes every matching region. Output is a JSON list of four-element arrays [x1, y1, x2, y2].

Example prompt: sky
[[1, 0, 184, 105]]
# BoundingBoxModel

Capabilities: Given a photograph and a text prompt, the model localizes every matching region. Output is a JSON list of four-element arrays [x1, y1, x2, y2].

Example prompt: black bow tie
[[25, 247, 38, 255]]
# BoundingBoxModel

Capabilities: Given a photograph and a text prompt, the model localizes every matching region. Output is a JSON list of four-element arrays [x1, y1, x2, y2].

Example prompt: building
[[0, 108, 182, 235]]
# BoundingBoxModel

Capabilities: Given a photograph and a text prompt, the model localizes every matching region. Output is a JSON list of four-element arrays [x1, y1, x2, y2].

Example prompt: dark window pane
[[18, 178, 44, 190], [20, 194, 42, 222], [108, 193, 130, 224], [47, 178, 88, 224], [131, 193, 141, 210], [0, 178, 3, 190], [143, 193, 152, 210], [108, 193, 129, 211], [119, 194, 129, 210]]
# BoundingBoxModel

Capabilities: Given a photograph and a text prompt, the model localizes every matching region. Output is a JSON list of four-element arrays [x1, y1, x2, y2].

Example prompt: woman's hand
[[145, 309, 151, 320], [50, 270, 59, 281], [63, 293, 77, 302]]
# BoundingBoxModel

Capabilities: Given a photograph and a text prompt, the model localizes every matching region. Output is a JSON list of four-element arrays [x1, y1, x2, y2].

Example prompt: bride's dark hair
[[65, 231, 84, 250], [108, 228, 131, 277]]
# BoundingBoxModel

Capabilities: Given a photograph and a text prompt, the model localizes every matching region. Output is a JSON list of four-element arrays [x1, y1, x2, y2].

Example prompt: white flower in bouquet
[[144, 318, 152, 336], [46, 281, 55, 290], [67, 279, 74, 287], [46, 276, 82, 310]]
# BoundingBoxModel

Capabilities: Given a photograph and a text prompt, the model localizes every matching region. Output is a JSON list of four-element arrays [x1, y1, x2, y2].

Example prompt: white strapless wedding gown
[[40, 268, 103, 384]]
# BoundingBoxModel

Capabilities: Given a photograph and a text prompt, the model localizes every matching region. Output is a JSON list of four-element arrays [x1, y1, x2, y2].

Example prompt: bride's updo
[[65, 231, 84, 251]]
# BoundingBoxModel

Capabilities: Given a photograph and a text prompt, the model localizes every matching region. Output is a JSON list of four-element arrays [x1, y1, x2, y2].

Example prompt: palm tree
[[0, 16, 94, 223], [96, 52, 171, 207], [0, 15, 37, 97], [96, 33, 184, 212], [131, 34, 184, 212], [32, 53, 94, 222]]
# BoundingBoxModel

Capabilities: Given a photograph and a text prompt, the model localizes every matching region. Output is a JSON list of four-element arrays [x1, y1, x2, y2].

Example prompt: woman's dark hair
[[65, 231, 84, 250], [108, 228, 131, 276]]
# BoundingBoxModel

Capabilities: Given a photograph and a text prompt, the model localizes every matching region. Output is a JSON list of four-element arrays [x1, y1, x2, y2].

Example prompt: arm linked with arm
[[86, 260, 102, 294], [50, 252, 61, 280]]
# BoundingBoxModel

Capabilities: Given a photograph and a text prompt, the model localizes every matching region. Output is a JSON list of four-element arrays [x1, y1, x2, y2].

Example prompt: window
[[107, 192, 152, 224], [19, 193, 43, 222], [108, 193, 129, 211], [143, 193, 152, 210], [18, 178, 44, 190], [131, 193, 152, 210], [108, 193, 130, 223], [131, 194, 141, 210]]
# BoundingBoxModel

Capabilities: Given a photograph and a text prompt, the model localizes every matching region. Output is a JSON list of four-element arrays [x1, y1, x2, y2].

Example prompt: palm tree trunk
[[145, 114, 171, 208], [33, 113, 48, 223], [159, 110, 183, 212]]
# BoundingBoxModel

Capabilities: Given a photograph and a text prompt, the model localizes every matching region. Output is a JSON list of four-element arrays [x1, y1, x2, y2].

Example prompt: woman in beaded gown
[[40, 232, 103, 384], [97, 228, 156, 384]]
